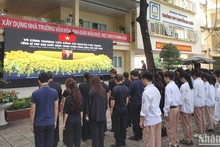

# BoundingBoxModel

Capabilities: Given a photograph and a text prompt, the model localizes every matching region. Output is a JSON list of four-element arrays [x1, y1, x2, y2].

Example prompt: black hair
[[184, 69, 191, 74], [99, 75, 104, 81], [175, 67, 184, 73], [68, 80, 83, 112], [123, 72, 129, 79], [201, 73, 211, 83], [39, 72, 49, 83], [191, 69, 201, 77], [180, 71, 193, 89], [214, 69, 220, 77], [83, 72, 91, 81], [130, 70, 139, 77], [163, 71, 174, 80], [142, 71, 153, 81], [47, 71, 53, 79], [109, 68, 117, 75], [115, 74, 123, 82]]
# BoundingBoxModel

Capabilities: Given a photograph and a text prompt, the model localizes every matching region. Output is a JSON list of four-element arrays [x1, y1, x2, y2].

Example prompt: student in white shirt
[[140, 71, 162, 147], [213, 70, 220, 125], [201, 73, 215, 133], [163, 71, 181, 147], [191, 69, 206, 138], [179, 71, 194, 146]]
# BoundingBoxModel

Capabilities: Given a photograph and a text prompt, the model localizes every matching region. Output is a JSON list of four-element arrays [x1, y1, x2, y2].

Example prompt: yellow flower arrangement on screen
[[4, 50, 113, 76]]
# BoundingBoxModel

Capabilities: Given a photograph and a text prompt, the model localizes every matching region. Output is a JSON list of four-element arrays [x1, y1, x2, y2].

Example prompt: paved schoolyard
[[1, 111, 218, 147]]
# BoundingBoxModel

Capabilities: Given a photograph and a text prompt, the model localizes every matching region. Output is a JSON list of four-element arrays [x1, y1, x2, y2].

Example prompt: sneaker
[[128, 136, 139, 141], [179, 139, 191, 146]]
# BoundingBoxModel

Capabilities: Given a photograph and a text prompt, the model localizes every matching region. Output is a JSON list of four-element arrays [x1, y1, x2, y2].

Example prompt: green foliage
[[159, 43, 181, 71], [7, 96, 31, 110], [154, 56, 162, 69], [0, 91, 18, 104]]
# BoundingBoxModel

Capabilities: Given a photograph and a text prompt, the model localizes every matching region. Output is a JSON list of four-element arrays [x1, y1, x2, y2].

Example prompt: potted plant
[[5, 96, 31, 121], [0, 91, 18, 126]]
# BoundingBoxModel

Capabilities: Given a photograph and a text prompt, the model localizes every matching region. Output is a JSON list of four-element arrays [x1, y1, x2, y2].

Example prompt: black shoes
[[110, 144, 126, 147], [128, 136, 140, 141], [179, 139, 193, 146]]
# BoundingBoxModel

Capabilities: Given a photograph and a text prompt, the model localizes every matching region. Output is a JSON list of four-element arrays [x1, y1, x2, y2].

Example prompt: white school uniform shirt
[[140, 83, 162, 126], [163, 81, 181, 117], [205, 81, 215, 107], [193, 78, 206, 107], [179, 82, 194, 114], [214, 82, 220, 124]]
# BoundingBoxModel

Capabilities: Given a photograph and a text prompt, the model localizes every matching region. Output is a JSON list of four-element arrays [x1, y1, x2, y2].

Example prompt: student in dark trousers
[[111, 74, 130, 147], [108, 68, 117, 131], [47, 71, 62, 147], [79, 72, 91, 141], [99, 75, 110, 133], [62, 80, 83, 147], [85, 76, 108, 147], [60, 77, 74, 145], [122, 72, 131, 127], [30, 72, 59, 147], [129, 70, 144, 141]]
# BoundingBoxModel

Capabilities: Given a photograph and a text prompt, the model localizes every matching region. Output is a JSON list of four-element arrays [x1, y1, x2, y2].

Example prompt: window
[[113, 56, 122, 68], [149, 21, 197, 42], [150, 22, 155, 33], [84, 21, 107, 31], [162, 0, 196, 13], [164, 25, 172, 36]]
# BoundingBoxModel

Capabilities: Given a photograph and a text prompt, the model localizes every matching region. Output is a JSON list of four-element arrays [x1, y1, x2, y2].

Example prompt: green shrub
[[8, 96, 31, 110]]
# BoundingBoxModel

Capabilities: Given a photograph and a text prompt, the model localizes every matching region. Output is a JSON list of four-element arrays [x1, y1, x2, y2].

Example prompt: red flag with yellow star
[[58, 34, 76, 42]]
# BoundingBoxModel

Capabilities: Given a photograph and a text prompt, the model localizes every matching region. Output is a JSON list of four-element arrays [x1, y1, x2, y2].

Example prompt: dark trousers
[[34, 125, 55, 147], [129, 102, 142, 139], [65, 121, 82, 147], [82, 112, 91, 141], [113, 108, 127, 146], [54, 116, 59, 147], [90, 120, 105, 147]]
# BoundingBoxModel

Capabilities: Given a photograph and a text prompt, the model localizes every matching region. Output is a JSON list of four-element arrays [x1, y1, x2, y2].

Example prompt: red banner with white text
[[0, 16, 130, 43]]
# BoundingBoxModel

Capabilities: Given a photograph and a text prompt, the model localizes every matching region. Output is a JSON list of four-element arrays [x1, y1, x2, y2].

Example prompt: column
[[72, 0, 80, 26]]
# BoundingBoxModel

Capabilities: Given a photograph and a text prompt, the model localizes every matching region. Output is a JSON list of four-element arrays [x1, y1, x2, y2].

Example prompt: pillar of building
[[125, 10, 135, 71], [72, 0, 80, 26]]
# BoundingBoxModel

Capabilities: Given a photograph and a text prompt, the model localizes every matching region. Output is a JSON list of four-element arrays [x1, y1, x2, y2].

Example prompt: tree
[[159, 43, 181, 71], [136, 0, 156, 71]]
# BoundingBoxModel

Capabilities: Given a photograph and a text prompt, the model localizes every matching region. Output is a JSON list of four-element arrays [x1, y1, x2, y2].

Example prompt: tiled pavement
[[1, 111, 219, 147]]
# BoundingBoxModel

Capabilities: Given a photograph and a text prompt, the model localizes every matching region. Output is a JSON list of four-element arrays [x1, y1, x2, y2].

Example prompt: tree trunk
[[136, 0, 156, 71]]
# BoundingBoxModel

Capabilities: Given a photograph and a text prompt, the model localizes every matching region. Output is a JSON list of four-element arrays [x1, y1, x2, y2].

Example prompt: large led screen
[[3, 28, 113, 79]]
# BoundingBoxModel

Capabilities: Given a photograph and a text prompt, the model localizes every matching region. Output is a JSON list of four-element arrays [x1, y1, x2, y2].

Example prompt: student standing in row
[[202, 73, 215, 133], [30, 72, 59, 147], [191, 69, 206, 138], [86, 76, 108, 147], [111, 74, 130, 147], [140, 71, 162, 147], [79, 72, 91, 141], [179, 72, 194, 146], [62, 80, 83, 147], [47, 71, 62, 147], [214, 70, 220, 125], [109, 68, 117, 131], [129, 70, 144, 141], [163, 71, 180, 147]]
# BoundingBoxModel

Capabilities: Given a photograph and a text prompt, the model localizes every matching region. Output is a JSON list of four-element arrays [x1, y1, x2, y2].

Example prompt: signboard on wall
[[3, 28, 113, 79], [156, 42, 192, 52], [149, 1, 195, 29]]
